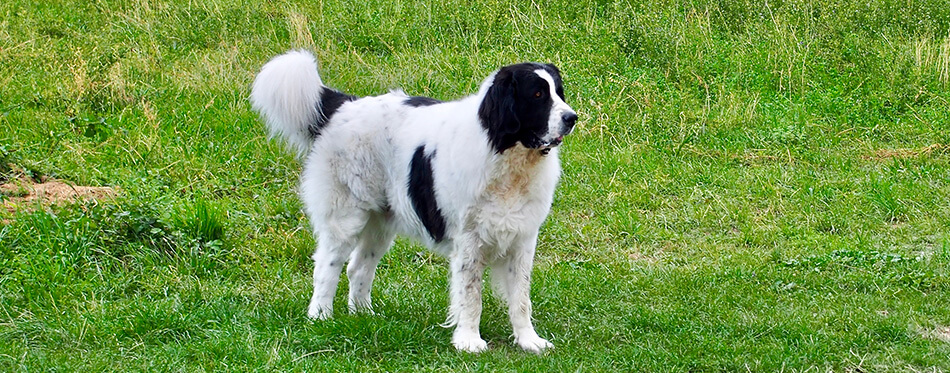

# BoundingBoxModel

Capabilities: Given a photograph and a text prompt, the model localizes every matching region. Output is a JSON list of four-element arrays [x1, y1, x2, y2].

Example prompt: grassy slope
[[1, 0, 949, 370]]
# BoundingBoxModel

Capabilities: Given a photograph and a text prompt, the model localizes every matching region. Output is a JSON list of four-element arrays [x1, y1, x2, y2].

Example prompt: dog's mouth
[[538, 135, 565, 155], [542, 135, 564, 148], [523, 132, 569, 154]]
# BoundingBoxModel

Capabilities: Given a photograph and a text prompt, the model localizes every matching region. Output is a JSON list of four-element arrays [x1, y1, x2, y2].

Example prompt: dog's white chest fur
[[469, 146, 560, 255]]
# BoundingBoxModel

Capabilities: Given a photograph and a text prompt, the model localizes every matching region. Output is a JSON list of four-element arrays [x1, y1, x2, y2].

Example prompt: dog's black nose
[[562, 112, 578, 127]]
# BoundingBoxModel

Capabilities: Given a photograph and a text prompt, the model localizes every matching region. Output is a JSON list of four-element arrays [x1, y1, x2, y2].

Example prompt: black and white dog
[[250, 50, 576, 353]]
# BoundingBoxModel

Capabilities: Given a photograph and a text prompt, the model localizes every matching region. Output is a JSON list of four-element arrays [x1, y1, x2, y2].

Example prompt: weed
[[174, 199, 225, 244]]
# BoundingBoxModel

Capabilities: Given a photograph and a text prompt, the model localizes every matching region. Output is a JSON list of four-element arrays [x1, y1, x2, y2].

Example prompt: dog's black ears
[[479, 69, 520, 153]]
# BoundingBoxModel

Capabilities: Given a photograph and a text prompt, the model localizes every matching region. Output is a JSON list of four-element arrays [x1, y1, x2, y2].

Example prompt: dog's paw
[[351, 309, 376, 316], [453, 332, 488, 353], [515, 334, 554, 354], [347, 301, 376, 316], [307, 305, 333, 320]]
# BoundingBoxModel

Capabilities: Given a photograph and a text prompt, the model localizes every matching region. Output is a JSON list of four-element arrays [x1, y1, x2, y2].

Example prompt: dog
[[250, 50, 576, 353]]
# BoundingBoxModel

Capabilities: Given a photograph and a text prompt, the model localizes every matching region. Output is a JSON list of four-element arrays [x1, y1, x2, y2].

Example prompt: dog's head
[[478, 63, 577, 154]]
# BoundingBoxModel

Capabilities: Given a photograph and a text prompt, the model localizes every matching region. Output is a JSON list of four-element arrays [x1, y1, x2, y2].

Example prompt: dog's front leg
[[502, 234, 553, 353], [446, 240, 488, 353]]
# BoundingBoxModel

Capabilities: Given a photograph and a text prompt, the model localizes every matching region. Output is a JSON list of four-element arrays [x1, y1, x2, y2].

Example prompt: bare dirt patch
[[918, 325, 950, 343], [1, 176, 118, 215], [931, 326, 950, 343]]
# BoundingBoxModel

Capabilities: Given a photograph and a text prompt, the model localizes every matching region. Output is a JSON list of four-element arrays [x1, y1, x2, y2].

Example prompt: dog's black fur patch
[[310, 88, 358, 138], [408, 145, 446, 242], [478, 63, 565, 153], [404, 96, 443, 107]]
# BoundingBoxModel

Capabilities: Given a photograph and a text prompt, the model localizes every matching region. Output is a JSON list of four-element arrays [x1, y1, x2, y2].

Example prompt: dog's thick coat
[[251, 50, 576, 353]]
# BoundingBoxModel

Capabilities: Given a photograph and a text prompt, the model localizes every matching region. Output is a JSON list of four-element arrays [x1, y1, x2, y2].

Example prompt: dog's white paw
[[453, 332, 488, 353], [307, 305, 333, 320], [348, 304, 376, 316], [516, 334, 554, 354], [347, 298, 376, 315]]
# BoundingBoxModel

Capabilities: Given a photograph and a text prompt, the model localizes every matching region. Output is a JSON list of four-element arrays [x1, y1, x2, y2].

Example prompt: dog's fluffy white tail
[[250, 50, 324, 158]]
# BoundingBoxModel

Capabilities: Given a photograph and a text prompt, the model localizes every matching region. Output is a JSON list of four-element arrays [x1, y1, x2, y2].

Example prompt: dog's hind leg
[[346, 211, 395, 314], [307, 209, 368, 320]]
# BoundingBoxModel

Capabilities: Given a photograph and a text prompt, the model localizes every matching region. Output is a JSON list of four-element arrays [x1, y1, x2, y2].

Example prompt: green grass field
[[2, 0, 950, 370]]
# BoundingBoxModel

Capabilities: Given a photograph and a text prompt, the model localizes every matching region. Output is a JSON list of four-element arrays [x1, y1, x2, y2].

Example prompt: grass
[[1, 0, 950, 370]]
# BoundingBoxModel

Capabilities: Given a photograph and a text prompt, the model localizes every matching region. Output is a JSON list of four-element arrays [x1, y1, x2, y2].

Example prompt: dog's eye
[[534, 91, 543, 98]]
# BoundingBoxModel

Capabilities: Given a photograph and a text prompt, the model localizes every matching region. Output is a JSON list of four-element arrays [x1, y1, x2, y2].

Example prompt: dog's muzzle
[[539, 112, 577, 154]]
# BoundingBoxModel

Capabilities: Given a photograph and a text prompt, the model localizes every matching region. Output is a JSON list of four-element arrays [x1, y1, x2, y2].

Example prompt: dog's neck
[[503, 143, 552, 166], [475, 143, 559, 217], [487, 143, 556, 189]]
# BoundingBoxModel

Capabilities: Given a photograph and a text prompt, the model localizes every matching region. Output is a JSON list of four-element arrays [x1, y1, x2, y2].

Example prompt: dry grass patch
[[866, 144, 948, 160]]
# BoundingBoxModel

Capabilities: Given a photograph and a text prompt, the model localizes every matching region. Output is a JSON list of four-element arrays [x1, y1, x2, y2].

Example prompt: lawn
[[2, 0, 949, 370]]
